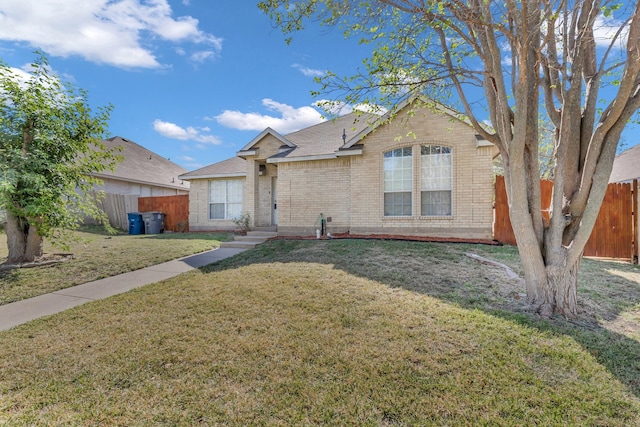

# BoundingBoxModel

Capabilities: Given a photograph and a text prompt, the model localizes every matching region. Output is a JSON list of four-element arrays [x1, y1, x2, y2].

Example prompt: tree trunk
[[545, 257, 580, 317], [3, 211, 43, 264], [511, 232, 580, 318], [527, 254, 580, 319], [505, 168, 581, 318]]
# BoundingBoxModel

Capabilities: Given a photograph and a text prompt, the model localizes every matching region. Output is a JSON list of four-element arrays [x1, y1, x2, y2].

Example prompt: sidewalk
[[0, 247, 246, 332]]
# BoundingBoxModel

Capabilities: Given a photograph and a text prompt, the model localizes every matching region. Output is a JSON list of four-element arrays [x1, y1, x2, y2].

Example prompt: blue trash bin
[[128, 212, 145, 235]]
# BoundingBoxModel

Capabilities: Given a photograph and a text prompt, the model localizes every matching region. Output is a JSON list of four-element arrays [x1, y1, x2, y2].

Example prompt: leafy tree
[[0, 53, 120, 264], [259, 0, 640, 316]]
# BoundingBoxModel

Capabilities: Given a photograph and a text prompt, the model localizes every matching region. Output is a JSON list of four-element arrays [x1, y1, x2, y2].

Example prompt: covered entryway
[[272, 177, 278, 226], [253, 162, 278, 229]]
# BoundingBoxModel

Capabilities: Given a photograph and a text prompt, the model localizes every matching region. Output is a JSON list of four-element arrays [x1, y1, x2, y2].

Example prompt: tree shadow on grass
[[202, 238, 640, 398]]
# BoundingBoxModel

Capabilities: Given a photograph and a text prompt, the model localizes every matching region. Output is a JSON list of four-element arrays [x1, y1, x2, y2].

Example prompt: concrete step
[[246, 231, 278, 238], [220, 240, 263, 249], [252, 226, 277, 232], [219, 231, 277, 249]]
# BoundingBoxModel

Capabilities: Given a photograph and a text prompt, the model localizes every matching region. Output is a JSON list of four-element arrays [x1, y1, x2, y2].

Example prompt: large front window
[[209, 179, 243, 220], [421, 145, 452, 216], [383, 147, 413, 216]]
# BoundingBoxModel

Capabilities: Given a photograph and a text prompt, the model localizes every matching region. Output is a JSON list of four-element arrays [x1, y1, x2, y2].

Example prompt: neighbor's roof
[[92, 136, 190, 190], [179, 156, 246, 180], [610, 144, 640, 183]]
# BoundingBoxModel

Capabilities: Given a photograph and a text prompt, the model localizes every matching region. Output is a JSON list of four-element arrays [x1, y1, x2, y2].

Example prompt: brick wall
[[277, 158, 351, 235], [187, 179, 237, 231], [344, 107, 495, 239]]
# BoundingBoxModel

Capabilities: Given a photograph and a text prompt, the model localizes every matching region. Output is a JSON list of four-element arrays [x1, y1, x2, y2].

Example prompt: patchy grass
[[0, 239, 639, 425], [0, 226, 233, 305]]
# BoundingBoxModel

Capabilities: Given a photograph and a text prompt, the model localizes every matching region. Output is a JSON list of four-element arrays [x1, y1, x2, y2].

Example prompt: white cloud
[[0, 0, 222, 69], [153, 119, 221, 144], [213, 99, 325, 134], [292, 63, 325, 77], [593, 14, 629, 47], [315, 99, 386, 116], [1, 65, 33, 86], [190, 50, 216, 63]]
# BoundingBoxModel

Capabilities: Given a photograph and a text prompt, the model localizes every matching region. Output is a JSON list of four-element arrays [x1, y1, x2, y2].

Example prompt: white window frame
[[420, 145, 453, 216], [383, 147, 413, 217], [209, 179, 243, 220]]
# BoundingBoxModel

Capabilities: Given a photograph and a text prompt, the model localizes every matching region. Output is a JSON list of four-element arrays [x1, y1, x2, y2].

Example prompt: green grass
[[0, 226, 233, 305], [0, 239, 639, 425]]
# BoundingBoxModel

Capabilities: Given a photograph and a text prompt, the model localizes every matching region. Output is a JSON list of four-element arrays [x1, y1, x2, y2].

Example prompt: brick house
[[180, 99, 497, 239]]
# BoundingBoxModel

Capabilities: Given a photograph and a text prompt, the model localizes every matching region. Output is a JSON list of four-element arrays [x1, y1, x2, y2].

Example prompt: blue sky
[[0, 0, 638, 172], [0, 0, 373, 170]]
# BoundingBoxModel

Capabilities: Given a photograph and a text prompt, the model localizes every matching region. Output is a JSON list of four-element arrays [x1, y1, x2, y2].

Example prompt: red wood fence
[[494, 176, 637, 261], [138, 194, 189, 232]]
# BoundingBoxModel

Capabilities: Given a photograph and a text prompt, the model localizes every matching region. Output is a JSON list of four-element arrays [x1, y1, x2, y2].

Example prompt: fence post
[[635, 180, 639, 264]]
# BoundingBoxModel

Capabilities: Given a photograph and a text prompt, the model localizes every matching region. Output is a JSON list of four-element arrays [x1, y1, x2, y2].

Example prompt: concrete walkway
[[0, 247, 246, 332]]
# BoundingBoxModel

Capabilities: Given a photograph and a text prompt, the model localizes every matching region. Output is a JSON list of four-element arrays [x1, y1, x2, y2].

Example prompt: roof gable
[[267, 112, 376, 162], [238, 127, 295, 154], [342, 96, 474, 150], [94, 136, 190, 190]]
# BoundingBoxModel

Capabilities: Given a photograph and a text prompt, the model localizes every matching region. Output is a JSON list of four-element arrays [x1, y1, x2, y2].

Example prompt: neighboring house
[[180, 98, 497, 239], [609, 144, 640, 183], [92, 136, 190, 196]]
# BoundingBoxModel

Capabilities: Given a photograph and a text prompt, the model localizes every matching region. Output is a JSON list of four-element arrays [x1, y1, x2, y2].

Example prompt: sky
[[0, 0, 638, 172], [0, 0, 375, 171]]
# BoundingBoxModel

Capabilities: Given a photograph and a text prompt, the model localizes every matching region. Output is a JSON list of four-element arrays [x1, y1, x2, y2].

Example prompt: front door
[[272, 177, 278, 226]]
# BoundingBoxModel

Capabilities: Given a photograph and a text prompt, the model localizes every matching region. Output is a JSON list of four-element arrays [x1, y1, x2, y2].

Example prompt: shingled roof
[[281, 112, 375, 159], [236, 112, 376, 162], [180, 112, 382, 177], [93, 136, 190, 191], [179, 156, 246, 180], [610, 144, 640, 183]]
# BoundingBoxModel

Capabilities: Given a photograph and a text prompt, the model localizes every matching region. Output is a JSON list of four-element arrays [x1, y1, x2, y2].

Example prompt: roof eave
[[336, 147, 363, 157], [180, 172, 247, 180], [475, 134, 494, 148], [91, 173, 190, 190], [237, 149, 257, 157], [267, 153, 337, 164]]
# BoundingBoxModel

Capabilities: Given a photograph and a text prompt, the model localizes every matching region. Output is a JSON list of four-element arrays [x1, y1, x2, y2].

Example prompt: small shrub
[[232, 212, 251, 233], [175, 220, 188, 233]]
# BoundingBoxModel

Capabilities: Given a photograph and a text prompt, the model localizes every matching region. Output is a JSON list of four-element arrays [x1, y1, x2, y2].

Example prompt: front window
[[421, 145, 452, 216], [383, 147, 413, 216], [209, 179, 243, 220]]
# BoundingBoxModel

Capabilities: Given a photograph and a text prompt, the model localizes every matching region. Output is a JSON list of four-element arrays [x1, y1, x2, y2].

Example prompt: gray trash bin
[[141, 212, 165, 234]]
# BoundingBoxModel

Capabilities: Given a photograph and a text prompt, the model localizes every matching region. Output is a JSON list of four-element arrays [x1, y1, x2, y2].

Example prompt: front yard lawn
[[0, 239, 639, 425], [0, 226, 233, 305]]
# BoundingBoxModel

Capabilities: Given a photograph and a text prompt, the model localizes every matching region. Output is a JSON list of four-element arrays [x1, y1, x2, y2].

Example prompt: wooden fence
[[494, 176, 637, 261], [90, 193, 139, 231], [138, 194, 189, 232]]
